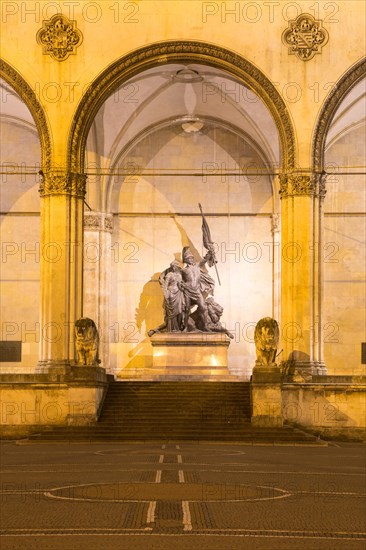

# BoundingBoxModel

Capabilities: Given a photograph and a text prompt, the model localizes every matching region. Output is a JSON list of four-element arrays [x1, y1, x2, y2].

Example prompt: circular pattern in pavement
[[46, 482, 290, 502]]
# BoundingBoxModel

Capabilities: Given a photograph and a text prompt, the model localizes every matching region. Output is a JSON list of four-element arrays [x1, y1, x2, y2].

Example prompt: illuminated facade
[[0, 1, 365, 436]]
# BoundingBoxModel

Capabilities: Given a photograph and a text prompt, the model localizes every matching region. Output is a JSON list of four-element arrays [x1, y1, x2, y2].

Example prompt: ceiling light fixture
[[182, 119, 204, 133], [176, 115, 204, 134], [174, 68, 203, 83]]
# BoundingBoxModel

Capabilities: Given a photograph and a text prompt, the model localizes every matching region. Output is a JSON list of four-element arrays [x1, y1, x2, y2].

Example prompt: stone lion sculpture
[[189, 297, 234, 338], [254, 317, 279, 366], [74, 317, 100, 366]]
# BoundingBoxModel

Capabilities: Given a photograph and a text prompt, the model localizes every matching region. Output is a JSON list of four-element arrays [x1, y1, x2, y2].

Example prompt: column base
[[281, 360, 318, 382], [312, 361, 328, 375]]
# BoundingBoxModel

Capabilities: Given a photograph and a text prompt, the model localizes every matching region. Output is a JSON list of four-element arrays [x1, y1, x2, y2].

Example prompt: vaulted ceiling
[[1, 70, 365, 206], [85, 63, 281, 172]]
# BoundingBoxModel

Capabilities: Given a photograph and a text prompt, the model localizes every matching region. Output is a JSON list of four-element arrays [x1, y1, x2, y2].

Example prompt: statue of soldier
[[179, 246, 215, 332]]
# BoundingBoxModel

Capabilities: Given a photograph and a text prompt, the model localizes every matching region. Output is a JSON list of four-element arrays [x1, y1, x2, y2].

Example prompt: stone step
[[30, 429, 314, 438], [25, 381, 323, 444], [28, 431, 321, 443]]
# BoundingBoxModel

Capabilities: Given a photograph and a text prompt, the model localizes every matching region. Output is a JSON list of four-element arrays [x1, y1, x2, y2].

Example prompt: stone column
[[271, 212, 281, 322], [83, 212, 114, 373], [37, 170, 86, 370], [313, 173, 327, 374], [279, 171, 327, 379]]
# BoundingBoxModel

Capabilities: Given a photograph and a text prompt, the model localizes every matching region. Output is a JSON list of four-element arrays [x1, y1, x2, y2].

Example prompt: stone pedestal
[[0, 367, 111, 437], [150, 333, 231, 380], [251, 365, 283, 427]]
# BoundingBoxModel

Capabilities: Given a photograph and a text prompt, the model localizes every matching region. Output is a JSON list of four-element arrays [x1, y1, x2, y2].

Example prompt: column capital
[[279, 171, 327, 199], [84, 211, 114, 233], [39, 170, 87, 198]]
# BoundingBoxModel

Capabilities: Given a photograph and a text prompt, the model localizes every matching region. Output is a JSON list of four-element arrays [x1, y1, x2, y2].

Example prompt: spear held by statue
[[198, 203, 221, 286]]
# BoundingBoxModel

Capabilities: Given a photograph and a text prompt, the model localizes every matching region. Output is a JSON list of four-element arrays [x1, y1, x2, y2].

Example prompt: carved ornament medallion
[[36, 14, 83, 61], [282, 14, 329, 61]]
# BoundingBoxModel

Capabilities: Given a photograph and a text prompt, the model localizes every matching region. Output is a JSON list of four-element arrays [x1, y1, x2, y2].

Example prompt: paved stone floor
[[0, 440, 365, 549]]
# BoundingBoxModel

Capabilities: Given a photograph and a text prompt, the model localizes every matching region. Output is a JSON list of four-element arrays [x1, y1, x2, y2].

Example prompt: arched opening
[[78, 47, 291, 378], [312, 57, 366, 171], [0, 59, 52, 169], [0, 63, 51, 372], [312, 59, 366, 375], [322, 76, 366, 374], [69, 42, 295, 173]]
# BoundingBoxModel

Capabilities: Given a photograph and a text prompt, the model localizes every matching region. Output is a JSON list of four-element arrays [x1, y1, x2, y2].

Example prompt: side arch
[[68, 40, 296, 172], [312, 56, 366, 170], [0, 58, 52, 169]]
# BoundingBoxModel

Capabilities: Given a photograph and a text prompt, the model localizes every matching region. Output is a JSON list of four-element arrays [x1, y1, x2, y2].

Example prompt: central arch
[[68, 40, 296, 172]]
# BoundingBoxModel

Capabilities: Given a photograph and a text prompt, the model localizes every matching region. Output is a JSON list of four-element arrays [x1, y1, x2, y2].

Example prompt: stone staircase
[[27, 381, 323, 444]]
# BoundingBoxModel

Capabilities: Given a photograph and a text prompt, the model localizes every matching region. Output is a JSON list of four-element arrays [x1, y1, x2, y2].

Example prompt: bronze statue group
[[148, 206, 233, 338]]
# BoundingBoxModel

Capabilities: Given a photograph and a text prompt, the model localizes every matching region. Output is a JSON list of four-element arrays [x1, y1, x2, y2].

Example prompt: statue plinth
[[150, 332, 231, 379], [251, 364, 283, 427], [252, 364, 282, 383]]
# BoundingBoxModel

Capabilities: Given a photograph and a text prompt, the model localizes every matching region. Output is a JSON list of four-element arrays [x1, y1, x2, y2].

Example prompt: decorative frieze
[[36, 14, 83, 61], [84, 212, 114, 233], [271, 213, 280, 234], [282, 13, 329, 61], [279, 173, 327, 199], [314, 172, 327, 200], [104, 216, 114, 233], [39, 171, 86, 198]]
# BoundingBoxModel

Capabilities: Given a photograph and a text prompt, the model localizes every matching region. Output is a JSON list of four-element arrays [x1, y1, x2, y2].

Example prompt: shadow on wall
[[283, 388, 363, 431], [281, 351, 311, 381], [120, 272, 162, 371], [289, 351, 310, 362], [135, 272, 164, 335]]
